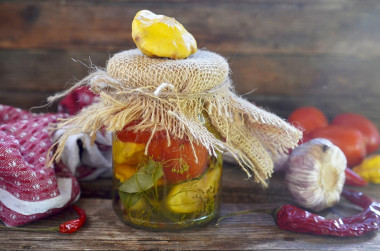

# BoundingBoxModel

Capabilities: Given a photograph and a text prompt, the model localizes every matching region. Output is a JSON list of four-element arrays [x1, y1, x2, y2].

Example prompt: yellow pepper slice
[[353, 154, 380, 183], [114, 163, 137, 183], [166, 166, 222, 214], [113, 140, 146, 165]]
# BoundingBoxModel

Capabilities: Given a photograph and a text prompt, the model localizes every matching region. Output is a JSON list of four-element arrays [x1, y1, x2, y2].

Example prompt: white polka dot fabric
[[0, 105, 80, 226]]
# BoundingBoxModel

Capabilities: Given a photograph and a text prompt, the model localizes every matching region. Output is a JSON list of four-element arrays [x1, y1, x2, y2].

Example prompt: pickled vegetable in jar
[[112, 113, 223, 230], [50, 25, 301, 232]]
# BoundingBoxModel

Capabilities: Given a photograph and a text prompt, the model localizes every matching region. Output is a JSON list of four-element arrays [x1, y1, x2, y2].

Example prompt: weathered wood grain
[[1, 0, 380, 57], [2, 49, 380, 129], [3, 50, 380, 97], [0, 90, 55, 111], [1, 165, 379, 250], [231, 54, 380, 97], [1, 0, 380, 129], [0, 49, 108, 92]]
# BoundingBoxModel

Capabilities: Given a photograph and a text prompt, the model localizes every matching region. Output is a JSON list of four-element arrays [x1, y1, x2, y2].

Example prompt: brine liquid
[[112, 134, 223, 231]]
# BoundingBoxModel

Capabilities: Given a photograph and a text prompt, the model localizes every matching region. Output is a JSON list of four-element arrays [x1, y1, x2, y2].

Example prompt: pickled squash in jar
[[112, 113, 223, 230], [50, 9, 301, 233]]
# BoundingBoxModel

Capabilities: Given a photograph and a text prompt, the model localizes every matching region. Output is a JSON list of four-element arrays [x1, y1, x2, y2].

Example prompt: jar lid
[[106, 49, 229, 94]]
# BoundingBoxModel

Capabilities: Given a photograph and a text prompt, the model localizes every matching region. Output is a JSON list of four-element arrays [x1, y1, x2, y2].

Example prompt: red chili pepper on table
[[274, 189, 380, 237], [59, 205, 86, 233], [3, 205, 86, 234], [345, 168, 368, 187]]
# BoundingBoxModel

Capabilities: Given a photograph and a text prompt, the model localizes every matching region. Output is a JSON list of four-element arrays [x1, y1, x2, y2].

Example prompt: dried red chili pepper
[[3, 205, 86, 234], [274, 189, 380, 237], [345, 168, 368, 187], [58, 205, 86, 233]]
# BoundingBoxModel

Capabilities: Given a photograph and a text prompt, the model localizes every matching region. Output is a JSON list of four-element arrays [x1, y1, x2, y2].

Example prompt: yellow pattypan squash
[[132, 10, 197, 59]]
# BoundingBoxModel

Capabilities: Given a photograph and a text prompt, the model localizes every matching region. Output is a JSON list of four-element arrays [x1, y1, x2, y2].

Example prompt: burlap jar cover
[[49, 49, 302, 186]]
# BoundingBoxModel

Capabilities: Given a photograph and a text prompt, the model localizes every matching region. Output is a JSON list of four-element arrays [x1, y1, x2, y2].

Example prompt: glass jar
[[112, 113, 223, 230]]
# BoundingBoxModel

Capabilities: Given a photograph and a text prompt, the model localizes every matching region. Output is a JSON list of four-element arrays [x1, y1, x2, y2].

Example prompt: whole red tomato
[[148, 137, 208, 184], [288, 107, 328, 138], [307, 125, 367, 167], [332, 113, 380, 154]]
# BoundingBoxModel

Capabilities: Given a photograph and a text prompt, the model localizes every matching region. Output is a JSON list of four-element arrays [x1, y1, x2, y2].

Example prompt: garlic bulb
[[285, 138, 346, 212]]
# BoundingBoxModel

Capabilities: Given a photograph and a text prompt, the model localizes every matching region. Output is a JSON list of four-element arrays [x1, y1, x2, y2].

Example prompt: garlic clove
[[285, 138, 346, 212]]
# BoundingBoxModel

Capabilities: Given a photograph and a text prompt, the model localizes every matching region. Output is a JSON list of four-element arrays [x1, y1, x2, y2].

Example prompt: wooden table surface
[[1, 163, 379, 250]]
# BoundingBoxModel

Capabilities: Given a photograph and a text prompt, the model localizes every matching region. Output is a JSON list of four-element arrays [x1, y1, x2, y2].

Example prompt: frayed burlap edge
[[48, 68, 301, 187]]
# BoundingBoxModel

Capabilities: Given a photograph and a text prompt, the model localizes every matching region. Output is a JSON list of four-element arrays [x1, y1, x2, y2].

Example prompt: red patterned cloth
[[56, 86, 112, 181], [0, 87, 100, 227], [0, 106, 79, 226], [57, 86, 98, 115]]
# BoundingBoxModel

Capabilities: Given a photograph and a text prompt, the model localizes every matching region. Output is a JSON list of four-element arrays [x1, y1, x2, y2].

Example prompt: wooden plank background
[[1, 0, 380, 125]]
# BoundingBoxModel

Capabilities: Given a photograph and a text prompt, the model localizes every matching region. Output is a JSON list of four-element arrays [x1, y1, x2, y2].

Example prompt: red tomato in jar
[[332, 113, 380, 154], [148, 136, 208, 184], [288, 107, 328, 138], [117, 129, 152, 144], [116, 121, 164, 144], [307, 125, 367, 167]]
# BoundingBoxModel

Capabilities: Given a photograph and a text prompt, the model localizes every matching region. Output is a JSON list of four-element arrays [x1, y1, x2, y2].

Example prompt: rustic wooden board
[[1, 0, 380, 56], [1, 165, 379, 250], [0, 50, 107, 93], [0, 91, 56, 111], [3, 50, 380, 97], [2, 49, 380, 129], [1, 0, 380, 129], [2, 201, 378, 250]]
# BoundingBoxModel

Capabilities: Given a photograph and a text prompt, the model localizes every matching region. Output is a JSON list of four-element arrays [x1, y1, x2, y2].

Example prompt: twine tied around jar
[[48, 49, 302, 186]]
